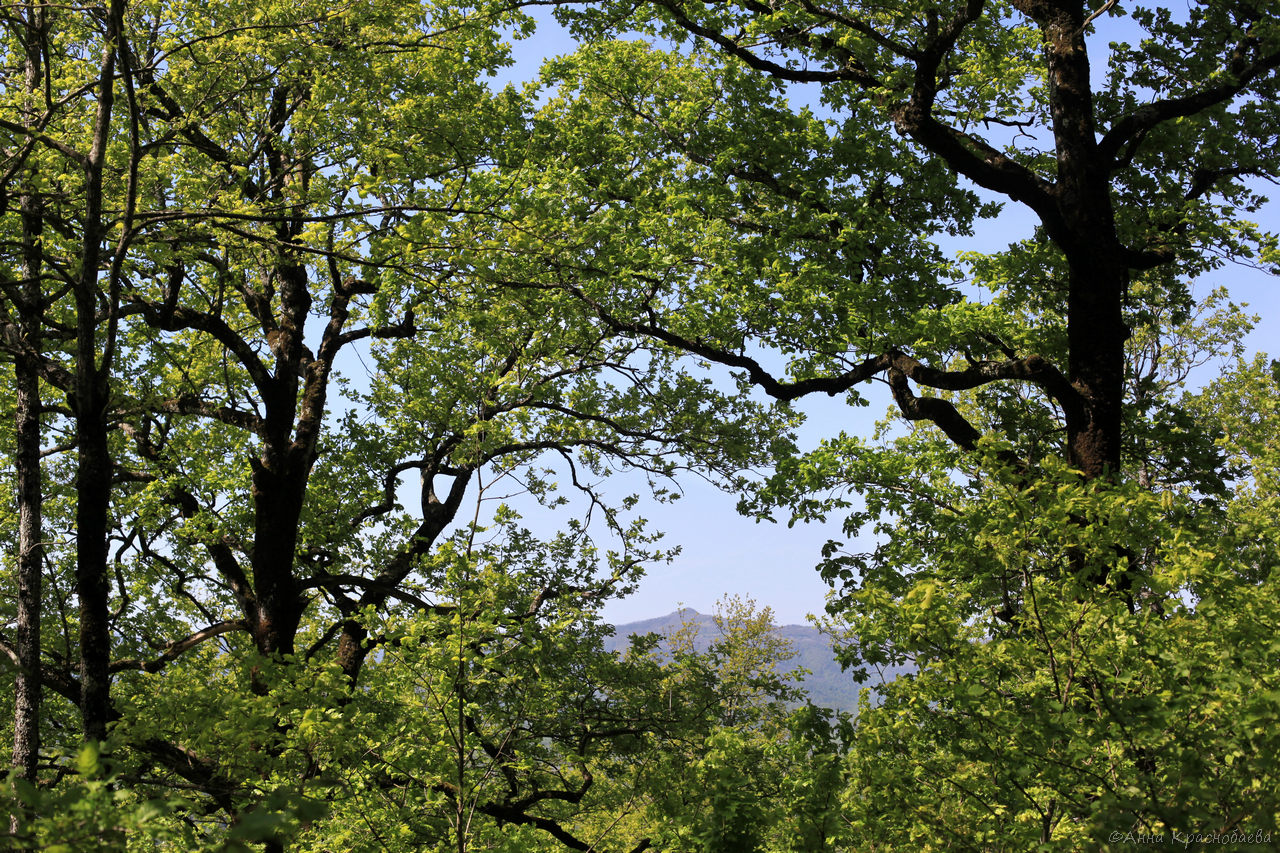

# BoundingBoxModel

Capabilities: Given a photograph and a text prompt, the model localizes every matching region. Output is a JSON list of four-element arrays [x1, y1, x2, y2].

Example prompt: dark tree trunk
[[11, 0, 47, 818], [249, 452, 308, 659], [1039, 1, 1128, 480], [246, 252, 318, 665], [74, 403, 113, 742], [1063, 253, 1128, 478], [72, 0, 124, 742]]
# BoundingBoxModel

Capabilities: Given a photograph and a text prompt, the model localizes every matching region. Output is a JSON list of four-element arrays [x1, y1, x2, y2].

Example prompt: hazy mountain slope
[[605, 609, 910, 712]]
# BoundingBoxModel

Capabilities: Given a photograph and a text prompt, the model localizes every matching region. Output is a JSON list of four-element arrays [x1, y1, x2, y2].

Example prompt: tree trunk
[[249, 454, 307, 660], [246, 254, 318, 665], [1064, 252, 1128, 478], [11, 285, 45, 831], [11, 0, 47, 818], [74, 405, 113, 742], [1042, 1, 1127, 480], [73, 0, 124, 742]]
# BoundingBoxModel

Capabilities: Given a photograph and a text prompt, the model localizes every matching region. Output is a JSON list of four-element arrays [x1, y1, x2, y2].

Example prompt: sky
[[471, 8, 1280, 627]]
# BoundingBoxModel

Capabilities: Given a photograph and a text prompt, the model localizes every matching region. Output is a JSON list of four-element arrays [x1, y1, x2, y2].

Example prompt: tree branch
[[648, 0, 880, 86], [109, 620, 247, 673], [153, 394, 264, 433], [1099, 38, 1280, 168], [887, 366, 982, 450], [126, 300, 274, 395]]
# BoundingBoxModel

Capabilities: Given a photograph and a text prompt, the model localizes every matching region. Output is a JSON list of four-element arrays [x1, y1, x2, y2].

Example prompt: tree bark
[[11, 0, 47, 819], [246, 246, 315, 662], [249, 450, 308, 660], [1037, 0, 1127, 479], [72, 0, 126, 742]]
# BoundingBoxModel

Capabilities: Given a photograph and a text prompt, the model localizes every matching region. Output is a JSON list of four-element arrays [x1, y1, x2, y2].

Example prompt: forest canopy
[[2, 0, 1278, 850]]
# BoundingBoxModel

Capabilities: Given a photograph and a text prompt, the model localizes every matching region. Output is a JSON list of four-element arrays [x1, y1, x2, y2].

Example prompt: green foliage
[[835, 469, 1280, 848], [499, 3, 1279, 844], [3, 744, 199, 852], [3, 0, 1280, 850], [2, 0, 784, 847], [613, 597, 854, 853], [808, 301, 1280, 847]]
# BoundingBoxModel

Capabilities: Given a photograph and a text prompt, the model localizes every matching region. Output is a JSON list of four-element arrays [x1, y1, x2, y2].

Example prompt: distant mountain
[[605, 609, 911, 713]]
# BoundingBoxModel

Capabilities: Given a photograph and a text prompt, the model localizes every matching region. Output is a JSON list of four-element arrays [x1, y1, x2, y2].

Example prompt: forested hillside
[[3, 0, 1279, 850]]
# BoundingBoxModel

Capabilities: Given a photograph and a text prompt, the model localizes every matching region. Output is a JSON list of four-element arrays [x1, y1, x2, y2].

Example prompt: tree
[[1, 0, 782, 845], [509, 0, 1280, 535], [3, 0, 1278, 847], [475, 0, 1280, 656], [124, 512, 679, 853], [615, 597, 853, 853], [452, 0, 1280, 842], [4, 0, 49, 808], [823, 302, 1280, 847]]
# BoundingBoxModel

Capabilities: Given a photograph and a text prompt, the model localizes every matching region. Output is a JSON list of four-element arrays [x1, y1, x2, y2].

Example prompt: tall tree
[[522, 0, 1279, 505], [6, 0, 49, 794], [818, 298, 1280, 846], [72, 0, 130, 745], [459, 3, 1280, 840], [427, 6, 1280, 697], [1, 0, 781, 842]]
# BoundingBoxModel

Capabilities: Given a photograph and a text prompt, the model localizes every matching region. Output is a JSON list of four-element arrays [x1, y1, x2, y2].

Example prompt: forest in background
[[2, 0, 1279, 850]]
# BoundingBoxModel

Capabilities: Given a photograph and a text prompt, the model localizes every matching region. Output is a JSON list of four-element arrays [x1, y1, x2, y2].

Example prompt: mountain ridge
[[604, 608, 908, 712]]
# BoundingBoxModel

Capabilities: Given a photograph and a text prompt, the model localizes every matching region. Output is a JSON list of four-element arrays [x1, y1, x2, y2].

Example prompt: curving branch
[[126, 299, 274, 395], [0, 320, 74, 388], [333, 465, 475, 679], [887, 350, 1084, 422], [547, 275, 1082, 421], [887, 366, 982, 450], [893, 0, 1059, 226], [1099, 35, 1280, 168], [0, 115, 90, 168], [300, 573, 454, 614], [137, 737, 238, 814], [167, 486, 258, 623], [431, 779, 594, 851], [648, 0, 880, 87], [351, 459, 427, 526], [109, 620, 247, 673], [153, 394, 264, 433], [893, 111, 1059, 225]]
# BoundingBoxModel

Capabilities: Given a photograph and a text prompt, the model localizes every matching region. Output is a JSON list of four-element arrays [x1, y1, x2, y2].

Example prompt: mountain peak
[[607, 611, 881, 712]]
